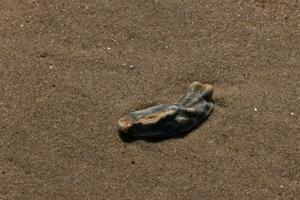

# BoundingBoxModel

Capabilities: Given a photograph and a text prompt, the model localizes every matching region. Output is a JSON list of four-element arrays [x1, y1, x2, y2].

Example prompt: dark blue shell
[[117, 82, 214, 138]]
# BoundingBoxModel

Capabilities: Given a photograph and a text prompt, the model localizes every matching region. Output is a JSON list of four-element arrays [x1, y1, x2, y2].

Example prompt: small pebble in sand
[[107, 47, 111, 50], [49, 65, 53, 69], [254, 107, 258, 111], [20, 24, 24, 27], [290, 112, 294, 116], [129, 65, 134, 69]]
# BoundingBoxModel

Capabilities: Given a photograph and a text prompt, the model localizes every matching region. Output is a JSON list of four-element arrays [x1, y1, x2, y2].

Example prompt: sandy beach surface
[[0, 0, 299, 199]]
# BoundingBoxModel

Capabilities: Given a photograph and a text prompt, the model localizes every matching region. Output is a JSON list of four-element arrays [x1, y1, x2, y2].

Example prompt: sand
[[0, 0, 299, 199]]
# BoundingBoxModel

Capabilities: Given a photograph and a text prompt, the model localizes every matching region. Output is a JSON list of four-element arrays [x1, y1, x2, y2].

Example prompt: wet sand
[[0, 0, 299, 199]]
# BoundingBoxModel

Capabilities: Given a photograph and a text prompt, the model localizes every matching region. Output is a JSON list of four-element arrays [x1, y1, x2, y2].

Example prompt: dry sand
[[0, 0, 299, 199]]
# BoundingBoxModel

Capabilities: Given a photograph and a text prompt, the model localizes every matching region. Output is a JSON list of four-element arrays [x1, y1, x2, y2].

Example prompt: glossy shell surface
[[117, 82, 214, 138]]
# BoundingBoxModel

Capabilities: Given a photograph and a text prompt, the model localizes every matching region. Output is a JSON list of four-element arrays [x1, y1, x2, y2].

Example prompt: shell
[[117, 82, 214, 138]]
